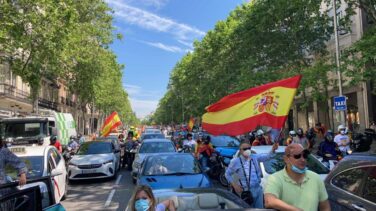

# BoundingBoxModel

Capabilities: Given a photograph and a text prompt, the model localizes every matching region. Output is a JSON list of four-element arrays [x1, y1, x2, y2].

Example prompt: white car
[[131, 139, 176, 183], [7, 145, 68, 203], [233, 146, 331, 188], [68, 140, 121, 180]]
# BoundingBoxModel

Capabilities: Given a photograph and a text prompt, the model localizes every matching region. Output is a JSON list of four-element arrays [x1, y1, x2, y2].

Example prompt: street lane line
[[105, 190, 116, 207], [104, 175, 122, 207]]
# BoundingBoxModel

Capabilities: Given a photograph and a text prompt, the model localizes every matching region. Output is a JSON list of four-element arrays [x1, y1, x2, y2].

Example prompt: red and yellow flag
[[101, 111, 122, 137], [202, 75, 302, 136], [188, 117, 195, 131]]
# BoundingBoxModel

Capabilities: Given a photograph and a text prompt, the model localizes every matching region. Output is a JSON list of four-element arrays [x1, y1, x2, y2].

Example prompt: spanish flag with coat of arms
[[101, 111, 122, 137], [202, 75, 302, 136]]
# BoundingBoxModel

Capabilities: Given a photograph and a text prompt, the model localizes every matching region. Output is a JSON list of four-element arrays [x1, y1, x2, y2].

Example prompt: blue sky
[[106, 0, 246, 118]]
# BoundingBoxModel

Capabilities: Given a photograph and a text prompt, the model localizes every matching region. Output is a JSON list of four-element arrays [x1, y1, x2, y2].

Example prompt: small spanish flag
[[202, 75, 302, 136], [188, 117, 195, 131], [101, 111, 122, 137]]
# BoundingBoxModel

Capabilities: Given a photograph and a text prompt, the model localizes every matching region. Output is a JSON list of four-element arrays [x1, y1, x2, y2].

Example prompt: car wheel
[[61, 177, 69, 201], [219, 169, 228, 187]]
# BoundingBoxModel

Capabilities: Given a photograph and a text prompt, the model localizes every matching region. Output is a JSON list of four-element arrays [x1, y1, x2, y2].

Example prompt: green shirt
[[264, 168, 328, 211]]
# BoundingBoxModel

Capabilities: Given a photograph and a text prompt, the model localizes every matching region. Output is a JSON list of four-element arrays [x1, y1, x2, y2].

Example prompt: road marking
[[104, 175, 122, 207]]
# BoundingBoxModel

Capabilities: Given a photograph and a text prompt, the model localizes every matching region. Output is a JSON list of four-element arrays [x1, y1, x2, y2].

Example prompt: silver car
[[131, 139, 176, 184]]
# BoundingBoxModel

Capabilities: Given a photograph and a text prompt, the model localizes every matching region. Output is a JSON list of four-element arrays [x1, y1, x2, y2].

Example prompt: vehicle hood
[[139, 174, 211, 189], [70, 154, 113, 165], [215, 147, 238, 157], [134, 153, 159, 164]]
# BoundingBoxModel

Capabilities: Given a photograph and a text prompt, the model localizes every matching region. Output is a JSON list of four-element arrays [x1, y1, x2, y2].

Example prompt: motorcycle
[[123, 142, 139, 171], [206, 152, 230, 187], [351, 129, 374, 152], [62, 146, 75, 165]]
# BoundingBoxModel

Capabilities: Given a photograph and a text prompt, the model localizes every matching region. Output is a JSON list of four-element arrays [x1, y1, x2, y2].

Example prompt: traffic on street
[[1, 0, 376, 211]]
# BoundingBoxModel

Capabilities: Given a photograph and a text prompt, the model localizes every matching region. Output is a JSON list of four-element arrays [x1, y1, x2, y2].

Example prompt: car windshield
[[2, 122, 46, 138], [262, 153, 330, 174], [210, 135, 240, 147], [144, 155, 201, 176], [139, 142, 176, 153], [142, 134, 165, 140], [5, 156, 44, 179], [77, 142, 113, 155]]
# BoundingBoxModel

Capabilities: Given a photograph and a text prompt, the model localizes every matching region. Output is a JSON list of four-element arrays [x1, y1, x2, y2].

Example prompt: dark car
[[324, 153, 376, 210], [137, 153, 212, 189]]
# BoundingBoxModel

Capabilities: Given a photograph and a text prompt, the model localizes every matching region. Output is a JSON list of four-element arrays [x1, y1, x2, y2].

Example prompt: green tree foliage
[[0, 0, 137, 124], [153, 0, 335, 125]]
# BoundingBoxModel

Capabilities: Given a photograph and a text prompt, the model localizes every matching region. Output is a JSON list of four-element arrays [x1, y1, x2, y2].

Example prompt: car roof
[[142, 139, 172, 143], [251, 145, 286, 154], [8, 145, 51, 157]]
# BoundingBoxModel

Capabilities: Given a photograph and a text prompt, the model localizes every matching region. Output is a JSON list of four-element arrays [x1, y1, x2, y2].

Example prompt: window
[[47, 155, 56, 173], [331, 167, 369, 196], [51, 149, 61, 165], [363, 167, 376, 203]]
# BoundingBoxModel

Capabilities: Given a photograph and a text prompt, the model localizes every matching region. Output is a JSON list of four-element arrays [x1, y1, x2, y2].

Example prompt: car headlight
[[103, 160, 113, 164]]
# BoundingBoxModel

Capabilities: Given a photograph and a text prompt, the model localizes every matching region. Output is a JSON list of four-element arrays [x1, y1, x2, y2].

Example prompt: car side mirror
[[50, 169, 64, 177]]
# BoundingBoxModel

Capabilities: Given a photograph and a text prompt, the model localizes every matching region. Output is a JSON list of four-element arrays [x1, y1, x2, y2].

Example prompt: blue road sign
[[334, 96, 347, 111]]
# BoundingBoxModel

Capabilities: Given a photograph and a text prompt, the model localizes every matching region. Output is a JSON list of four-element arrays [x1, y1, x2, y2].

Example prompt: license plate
[[82, 169, 97, 174], [10, 147, 26, 154]]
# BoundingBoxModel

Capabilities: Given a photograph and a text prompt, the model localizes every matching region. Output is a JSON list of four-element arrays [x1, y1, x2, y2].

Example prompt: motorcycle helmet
[[50, 136, 57, 145], [297, 128, 304, 136], [324, 131, 334, 142], [338, 125, 346, 135], [256, 129, 264, 138], [289, 130, 297, 137]]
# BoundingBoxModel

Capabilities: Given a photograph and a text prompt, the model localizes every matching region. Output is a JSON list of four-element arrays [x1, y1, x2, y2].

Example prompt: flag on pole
[[101, 111, 122, 137], [188, 117, 195, 131], [202, 75, 302, 136]]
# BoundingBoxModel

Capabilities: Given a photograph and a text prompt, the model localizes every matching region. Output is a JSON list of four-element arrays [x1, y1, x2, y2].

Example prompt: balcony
[[0, 83, 30, 102], [38, 97, 58, 111]]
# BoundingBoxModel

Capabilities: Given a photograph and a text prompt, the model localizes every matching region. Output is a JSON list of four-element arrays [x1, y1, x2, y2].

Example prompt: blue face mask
[[291, 163, 308, 174], [135, 199, 150, 211]]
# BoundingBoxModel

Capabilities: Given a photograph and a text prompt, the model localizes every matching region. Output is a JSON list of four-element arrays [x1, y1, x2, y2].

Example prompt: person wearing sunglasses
[[225, 141, 278, 208], [264, 144, 330, 211], [129, 185, 176, 211]]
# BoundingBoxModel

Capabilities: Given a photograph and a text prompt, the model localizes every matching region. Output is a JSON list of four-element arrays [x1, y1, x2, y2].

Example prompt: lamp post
[[333, 0, 346, 126]]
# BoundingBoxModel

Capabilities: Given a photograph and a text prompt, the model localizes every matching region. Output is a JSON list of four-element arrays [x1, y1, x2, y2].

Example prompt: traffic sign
[[334, 96, 347, 111]]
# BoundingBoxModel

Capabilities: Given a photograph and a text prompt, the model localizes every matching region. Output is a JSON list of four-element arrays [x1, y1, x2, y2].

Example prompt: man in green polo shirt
[[264, 144, 330, 211]]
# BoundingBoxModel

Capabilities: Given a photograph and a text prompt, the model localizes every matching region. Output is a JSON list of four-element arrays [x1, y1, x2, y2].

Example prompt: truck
[[0, 110, 77, 146]]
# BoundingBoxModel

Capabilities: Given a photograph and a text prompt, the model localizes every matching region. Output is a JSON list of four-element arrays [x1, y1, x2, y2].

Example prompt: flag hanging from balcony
[[101, 111, 122, 137], [202, 75, 302, 136], [187, 117, 195, 131]]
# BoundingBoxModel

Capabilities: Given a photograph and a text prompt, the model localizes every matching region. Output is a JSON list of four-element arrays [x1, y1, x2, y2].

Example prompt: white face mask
[[340, 130, 346, 135], [243, 149, 252, 157]]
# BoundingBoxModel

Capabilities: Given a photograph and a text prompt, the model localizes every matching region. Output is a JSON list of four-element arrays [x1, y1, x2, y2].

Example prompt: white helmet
[[289, 130, 296, 136], [256, 129, 264, 136], [338, 125, 346, 132]]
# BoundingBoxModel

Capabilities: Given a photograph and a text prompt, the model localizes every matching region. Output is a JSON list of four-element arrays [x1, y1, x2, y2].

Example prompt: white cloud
[[129, 98, 159, 118], [107, 0, 205, 42], [142, 41, 183, 53], [177, 39, 193, 48], [123, 84, 142, 95]]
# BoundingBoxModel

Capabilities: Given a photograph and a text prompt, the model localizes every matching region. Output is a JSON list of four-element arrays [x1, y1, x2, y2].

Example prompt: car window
[[142, 134, 165, 140], [47, 156, 56, 173], [5, 156, 44, 179], [51, 149, 61, 165], [139, 142, 176, 153], [262, 153, 329, 174], [331, 167, 369, 196], [363, 167, 376, 203], [210, 136, 239, 147], [77, 142, 113, 155]]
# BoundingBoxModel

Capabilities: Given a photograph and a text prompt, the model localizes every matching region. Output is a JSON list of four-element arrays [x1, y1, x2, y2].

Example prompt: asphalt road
[[62, 169, 135, 211]]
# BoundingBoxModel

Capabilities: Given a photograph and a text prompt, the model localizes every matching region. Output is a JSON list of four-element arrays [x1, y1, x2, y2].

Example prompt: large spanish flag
[[202, 75, 302, 136], [101, 111, 122, 137]]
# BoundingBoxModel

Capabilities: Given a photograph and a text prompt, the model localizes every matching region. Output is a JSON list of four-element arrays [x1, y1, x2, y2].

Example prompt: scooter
[[351, 129, 374, 152], [206, 152, 229, 187]]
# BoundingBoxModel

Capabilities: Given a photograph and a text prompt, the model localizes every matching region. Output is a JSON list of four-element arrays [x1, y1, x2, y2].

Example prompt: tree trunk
[[302, 91, 310, 130], [31, 85, 39, 114]]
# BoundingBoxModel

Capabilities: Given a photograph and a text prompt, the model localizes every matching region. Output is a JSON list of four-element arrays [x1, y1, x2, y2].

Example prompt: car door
[[327, 166, 371, 211], [50, 148, 67, 200], [360, 166, 376, 210]]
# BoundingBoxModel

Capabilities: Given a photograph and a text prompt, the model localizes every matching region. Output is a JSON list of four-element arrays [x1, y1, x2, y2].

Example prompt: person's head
[[204, 136, 211, 144], [315, 122, 321, 129], [50, 136, 57, 145], [284, 144, 309, 174], [296, 128, 304, 137], [324, 130, 334, 142], [197, 134, 203, 143], [127, 131, 134, 139], [239, 142, 252, 158], [77, 134, 82, 138], [256, 129, 264, 139], [338, 125, 346, 135], [289, 130, 296, 138], [118, 134, 124, 139], [187, 133, 192, 140], [130, 185, 156, 211]]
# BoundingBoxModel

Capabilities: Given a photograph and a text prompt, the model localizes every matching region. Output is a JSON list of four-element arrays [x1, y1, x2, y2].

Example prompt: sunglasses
[[136, 197, 148, 200], [289, 150, 310, 159], [242, 147, 251, 151]]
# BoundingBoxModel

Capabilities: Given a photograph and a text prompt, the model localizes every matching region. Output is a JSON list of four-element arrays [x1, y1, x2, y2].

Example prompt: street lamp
[[332, 0, 346, 126]]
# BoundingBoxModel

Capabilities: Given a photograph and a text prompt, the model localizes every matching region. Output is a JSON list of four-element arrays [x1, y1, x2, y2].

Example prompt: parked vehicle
[[137, 153, 212, 189], [131, 139, 177, 184], [68, 140, 121, 180], [208, 135, 240, 158], [324, 153, 376, 210], [6, 145, 68, 203]]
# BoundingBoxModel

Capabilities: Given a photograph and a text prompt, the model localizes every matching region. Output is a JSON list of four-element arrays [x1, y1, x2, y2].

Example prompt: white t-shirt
[[334, 134, 350, 152], [183, 139, 196, 147]]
